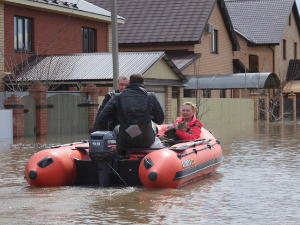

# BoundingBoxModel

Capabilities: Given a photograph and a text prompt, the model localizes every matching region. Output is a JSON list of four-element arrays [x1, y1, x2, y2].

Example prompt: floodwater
[[0, 121, 300, 225]]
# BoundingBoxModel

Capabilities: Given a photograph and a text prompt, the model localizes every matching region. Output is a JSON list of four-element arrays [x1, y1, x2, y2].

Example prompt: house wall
[[4, 4, 108, 70], [275, 9, 300, 85], [182, 3, 234, 76], [233, 34, 273, 73], [144, 59, 180, 80], [0, 2, 4, 91]]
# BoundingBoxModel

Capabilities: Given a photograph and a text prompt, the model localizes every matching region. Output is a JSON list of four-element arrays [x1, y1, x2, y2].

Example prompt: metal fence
[[0, 109, 13, 139]]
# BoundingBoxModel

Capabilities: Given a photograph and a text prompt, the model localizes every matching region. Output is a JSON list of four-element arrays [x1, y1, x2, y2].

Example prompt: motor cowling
[[89, 131, 117, 162]]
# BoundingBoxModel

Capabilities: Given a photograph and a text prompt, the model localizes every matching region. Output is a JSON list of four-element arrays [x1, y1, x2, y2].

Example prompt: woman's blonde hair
[[182, 102, 197, 112]]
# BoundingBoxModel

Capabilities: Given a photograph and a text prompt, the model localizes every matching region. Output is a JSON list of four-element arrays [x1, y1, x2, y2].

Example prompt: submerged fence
[[0, 109, 13, 139], [172, 98, 254, 125]]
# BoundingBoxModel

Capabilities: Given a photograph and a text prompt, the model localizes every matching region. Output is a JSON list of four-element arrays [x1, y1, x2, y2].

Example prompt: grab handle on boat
[[170, 139, 212, 151]]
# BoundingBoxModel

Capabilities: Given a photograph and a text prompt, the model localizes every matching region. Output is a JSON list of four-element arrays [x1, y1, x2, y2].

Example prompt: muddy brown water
[[0, 122, 299, 224]]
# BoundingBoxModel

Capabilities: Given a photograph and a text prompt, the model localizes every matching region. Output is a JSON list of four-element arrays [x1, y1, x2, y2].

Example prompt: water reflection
[[1, 122, 300, 224]]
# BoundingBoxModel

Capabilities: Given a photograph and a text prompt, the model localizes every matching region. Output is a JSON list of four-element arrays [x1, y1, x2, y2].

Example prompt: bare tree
[[250, 58, 293, 122], [1, 46, 75, 91]]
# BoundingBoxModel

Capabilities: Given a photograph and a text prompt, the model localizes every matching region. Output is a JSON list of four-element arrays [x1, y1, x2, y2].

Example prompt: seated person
[[98, 73, 165, 148], [158, 102, 202, 141]]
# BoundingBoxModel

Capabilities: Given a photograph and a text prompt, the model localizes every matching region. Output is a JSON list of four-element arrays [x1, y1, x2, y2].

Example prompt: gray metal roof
[[225, 0, 295, 44], [165, 50, 202, 71], [9, 52, 186, 82], [184, 73, 280, 89], [28, 0, 124, 20]]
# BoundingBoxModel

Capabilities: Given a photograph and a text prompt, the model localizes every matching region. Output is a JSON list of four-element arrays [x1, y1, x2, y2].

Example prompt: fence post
[[288, 91, 296, 121], [279, 95, 284, 121], [27, 81, 48, 136], [250, 93, 259, 121], [3, 94, 25, 137], [83, 84, 100, 133], [165, 86, 172, 124], [263, 93, 269, 122]]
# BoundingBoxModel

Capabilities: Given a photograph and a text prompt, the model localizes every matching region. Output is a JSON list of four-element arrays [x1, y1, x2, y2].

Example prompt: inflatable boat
[[25, 125, 222, 188]]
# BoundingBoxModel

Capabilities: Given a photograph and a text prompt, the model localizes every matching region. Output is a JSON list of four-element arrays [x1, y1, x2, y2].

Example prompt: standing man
[[92, 74, 129, 132], [98, 73, 165, 148]]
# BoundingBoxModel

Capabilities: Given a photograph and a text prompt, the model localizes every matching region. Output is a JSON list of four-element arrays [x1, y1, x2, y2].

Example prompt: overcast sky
[[296, 0, 300, 11]]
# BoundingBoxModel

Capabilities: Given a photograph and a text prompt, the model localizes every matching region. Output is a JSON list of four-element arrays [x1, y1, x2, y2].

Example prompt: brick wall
[[0, 2, 4, 91], [275, 9, 300, 82], [233, 35, 273, 73], [3, 4, 108, 70]]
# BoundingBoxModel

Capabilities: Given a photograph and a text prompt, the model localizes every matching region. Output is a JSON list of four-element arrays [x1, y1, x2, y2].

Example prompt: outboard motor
[[89, 131, 118, 186], [89, 131, 117, 161]]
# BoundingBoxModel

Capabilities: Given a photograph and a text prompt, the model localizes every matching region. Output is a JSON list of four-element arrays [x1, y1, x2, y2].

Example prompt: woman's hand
[[158, 134, 168, 141], [174, 122, 179, 130]]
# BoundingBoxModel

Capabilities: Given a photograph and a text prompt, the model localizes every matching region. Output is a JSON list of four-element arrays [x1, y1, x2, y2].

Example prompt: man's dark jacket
[[98, 83, 165, 148], [92, 89, 119, 132]]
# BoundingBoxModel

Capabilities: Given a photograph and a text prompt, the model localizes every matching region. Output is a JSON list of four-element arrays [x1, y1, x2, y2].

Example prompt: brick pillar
[[225, 89, 231, 98], [3, 94, 25, 137], [83, 84, 100, 133], [27, 81, 48, 136], [165, 86, 172, 124], [288, 92, 296, 121], [250, 93, 259, 121], [233, 89, 242, 98], [177, 86, 183, 117], [279, 95, 284, 121], [0, 2, 5, 92], [263, 93, 269, 122]]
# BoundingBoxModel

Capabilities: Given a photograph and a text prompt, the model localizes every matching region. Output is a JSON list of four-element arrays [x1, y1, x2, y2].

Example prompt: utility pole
[[111, 0, 119, 90]]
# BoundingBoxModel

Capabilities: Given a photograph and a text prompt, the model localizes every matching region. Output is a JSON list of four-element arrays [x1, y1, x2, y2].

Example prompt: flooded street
[[0, 122, 299, 224]]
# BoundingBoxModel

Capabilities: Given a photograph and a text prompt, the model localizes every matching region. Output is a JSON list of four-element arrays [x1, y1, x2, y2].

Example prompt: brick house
[[88, 0, 240, 99], [0, 0, 124, 91], [225, 0, 300, 98]]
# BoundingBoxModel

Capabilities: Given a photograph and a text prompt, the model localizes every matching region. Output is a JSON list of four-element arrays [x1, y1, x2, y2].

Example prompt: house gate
[[21, 95, 36, 137], [297, 99, 300, 119], [47, 94, 89, 135], [284, 98, 293, 120]]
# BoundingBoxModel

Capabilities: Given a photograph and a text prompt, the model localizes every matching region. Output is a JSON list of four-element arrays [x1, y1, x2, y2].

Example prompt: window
[[249, 55, 259, 72], [203, 89, 210, 98], [184, 90, 191, 98], [211, 30, 218, 53], [289, 14, 291, 26], [82, 27, 95, 53], [294, 42, 297, 59], [220, 89, 225, 98], [283, 39, 286, 59], [14, 16, 32, 51]]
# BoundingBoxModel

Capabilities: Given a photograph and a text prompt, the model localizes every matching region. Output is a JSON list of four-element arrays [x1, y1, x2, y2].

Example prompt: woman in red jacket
[[158, 102, 202, 140]]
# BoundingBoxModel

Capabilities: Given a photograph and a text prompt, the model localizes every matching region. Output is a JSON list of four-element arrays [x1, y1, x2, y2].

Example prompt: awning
[[184, 73, 280, 89], [283, 80, 300, 93]]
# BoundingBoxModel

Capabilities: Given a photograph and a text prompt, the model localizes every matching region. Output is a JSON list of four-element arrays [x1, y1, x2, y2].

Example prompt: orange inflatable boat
[[25, 125, 222, 188]]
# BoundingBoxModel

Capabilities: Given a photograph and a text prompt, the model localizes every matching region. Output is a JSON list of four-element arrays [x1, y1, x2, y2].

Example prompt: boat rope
[[176, 140, 220, 160], [104, 161, 129, 187]]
